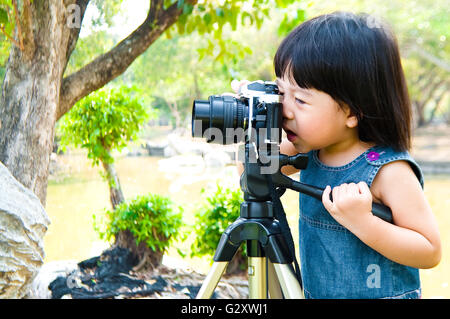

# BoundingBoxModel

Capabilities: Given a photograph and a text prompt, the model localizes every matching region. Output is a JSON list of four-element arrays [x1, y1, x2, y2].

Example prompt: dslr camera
[[191, 81, 283, 174]]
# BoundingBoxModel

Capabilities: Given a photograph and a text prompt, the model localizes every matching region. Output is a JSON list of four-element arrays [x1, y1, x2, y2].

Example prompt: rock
[[145, 141, 168, 157], [166, 134, 212, 157], [0, 161, 50, 298], [204, 150, 232, 168], [158, 154, 205, 173], [163, 145, 177, 158]]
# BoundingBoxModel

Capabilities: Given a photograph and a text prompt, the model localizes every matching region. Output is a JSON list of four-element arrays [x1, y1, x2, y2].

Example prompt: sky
[[80, 1, 150, 39]]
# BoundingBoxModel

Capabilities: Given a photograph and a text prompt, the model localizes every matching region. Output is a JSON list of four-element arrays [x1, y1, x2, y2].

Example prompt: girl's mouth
[[285, 129, 297, 142]]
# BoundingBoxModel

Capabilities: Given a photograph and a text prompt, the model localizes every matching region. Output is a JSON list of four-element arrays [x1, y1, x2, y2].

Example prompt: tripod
[[196, 150, 393, 299], [196, 196, 304, 299], [196, 149, 310, 299]]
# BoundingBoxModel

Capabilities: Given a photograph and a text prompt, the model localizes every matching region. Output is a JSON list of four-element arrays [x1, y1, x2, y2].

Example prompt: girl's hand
[[322, 182, 374, 232], [231, 79, 250, 94], [222, 79, 250, 98]]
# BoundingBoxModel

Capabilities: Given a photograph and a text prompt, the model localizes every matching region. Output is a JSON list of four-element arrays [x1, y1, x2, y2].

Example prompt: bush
[[94, 193, 184, 255], [191, 183, 246, 274]]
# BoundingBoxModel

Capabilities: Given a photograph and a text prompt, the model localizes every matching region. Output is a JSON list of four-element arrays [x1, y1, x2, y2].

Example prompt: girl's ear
[[339, 101, 359, 128], [346, 114, 358, 128]]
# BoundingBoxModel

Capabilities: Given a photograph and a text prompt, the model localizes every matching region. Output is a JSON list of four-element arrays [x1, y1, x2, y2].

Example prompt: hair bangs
[[274, 17, 343, 92]]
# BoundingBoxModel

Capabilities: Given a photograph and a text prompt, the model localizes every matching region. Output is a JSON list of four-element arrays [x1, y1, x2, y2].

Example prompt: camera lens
[[192, 95, 248, 144], [191, 100, 210, 135]]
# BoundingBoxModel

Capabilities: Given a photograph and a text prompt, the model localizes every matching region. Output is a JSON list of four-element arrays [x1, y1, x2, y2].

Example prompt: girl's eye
[[295, 98, 305, 105]]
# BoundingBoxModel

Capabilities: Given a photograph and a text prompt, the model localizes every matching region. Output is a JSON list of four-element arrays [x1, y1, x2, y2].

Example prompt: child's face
[[276, 75, 358, 153]]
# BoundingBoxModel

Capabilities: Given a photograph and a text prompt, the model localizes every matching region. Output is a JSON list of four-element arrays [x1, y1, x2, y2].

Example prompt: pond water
[[45, 151, 450, 298]]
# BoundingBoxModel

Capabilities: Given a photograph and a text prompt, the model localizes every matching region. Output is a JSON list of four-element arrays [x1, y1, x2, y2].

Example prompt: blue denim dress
[[299, 145, 423, 299]]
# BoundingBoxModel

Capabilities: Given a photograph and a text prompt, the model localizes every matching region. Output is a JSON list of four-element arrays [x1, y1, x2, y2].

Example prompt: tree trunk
[[101, 159, 125, 210], [225, 249, 247, 276], [0, 1, 77, 206], [115, 230, 164, 272], [100, 153, 164, 271], [167, 100, 182, 129]]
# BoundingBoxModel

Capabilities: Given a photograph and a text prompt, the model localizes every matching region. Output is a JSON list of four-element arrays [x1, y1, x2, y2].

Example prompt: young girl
[[235, 11, 441, 299], [272, 11, 441, 299]]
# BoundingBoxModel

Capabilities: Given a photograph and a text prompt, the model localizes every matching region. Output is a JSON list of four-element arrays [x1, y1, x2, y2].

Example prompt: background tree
[[58, 86, 150, 209], [58, 85, 158, 262]]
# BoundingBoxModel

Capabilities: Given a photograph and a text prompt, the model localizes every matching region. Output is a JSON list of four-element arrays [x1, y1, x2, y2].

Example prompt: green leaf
[[215, 7, 224, 18], [0, 8, 8, 25]]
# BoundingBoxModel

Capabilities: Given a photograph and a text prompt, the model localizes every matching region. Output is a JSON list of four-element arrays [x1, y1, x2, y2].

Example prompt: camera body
[[192, 80, 284, 198]]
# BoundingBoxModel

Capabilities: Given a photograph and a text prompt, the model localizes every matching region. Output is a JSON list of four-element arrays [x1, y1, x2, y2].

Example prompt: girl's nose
[[282, 101, 294, 120]]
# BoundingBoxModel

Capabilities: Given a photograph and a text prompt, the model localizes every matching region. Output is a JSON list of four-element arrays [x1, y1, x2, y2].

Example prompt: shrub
[[191, 183, 246, 274], [94, 193, 184, 255]]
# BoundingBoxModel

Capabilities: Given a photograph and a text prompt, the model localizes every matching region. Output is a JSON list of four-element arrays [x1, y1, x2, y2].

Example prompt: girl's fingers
[[322, 185, 334, 212], [358, 181, 373, 201], [358, 181, 370, 194], [332, 184, 340, 203], [231, 79, 250, 94]]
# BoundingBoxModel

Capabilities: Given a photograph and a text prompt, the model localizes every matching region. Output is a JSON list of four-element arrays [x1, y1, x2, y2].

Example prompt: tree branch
[[57, 0, 198, 121], [12, 0, 24, 51], [428, 82, 449, 124], [149, 0, 163, 22], [0, 25, 21, 48], [21, 0, 35, 57], [411, 44, 450, 73]]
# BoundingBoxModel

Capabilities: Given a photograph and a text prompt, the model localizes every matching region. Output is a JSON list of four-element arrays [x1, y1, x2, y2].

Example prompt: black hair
[[274, 11, 412, 151]]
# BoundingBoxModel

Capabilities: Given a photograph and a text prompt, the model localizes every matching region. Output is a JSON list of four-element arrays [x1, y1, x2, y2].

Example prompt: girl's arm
[[322, 160, 441, 269]]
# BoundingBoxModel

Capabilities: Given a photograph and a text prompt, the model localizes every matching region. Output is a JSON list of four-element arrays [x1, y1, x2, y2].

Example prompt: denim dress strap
[[298, 145, 422, 299], [364, 146, 424, 188]]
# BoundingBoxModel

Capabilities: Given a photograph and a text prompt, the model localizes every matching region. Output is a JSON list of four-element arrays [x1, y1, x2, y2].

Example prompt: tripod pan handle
[[288, 181, 393, 223]]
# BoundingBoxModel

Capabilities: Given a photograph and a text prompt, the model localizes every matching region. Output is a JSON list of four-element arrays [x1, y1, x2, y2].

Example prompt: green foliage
[[170, 0, 299, 65], [190, 183, 245, 258], [58, 85, 151, 166], [90, 0, 123, 27], [64, 30, 116, 77], [277, 7, 306, 36], [94, 193, 184, 253], [0, 35, 10, 81], [0, 0, 34, 40], [0, 1, 17, 39]]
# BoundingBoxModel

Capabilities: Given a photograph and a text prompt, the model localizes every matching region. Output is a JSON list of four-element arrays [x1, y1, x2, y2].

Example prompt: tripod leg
[[267, 261, 283, 299], [272, 263, 304, 299], [196, 262, 228, 299], [248, 257, 267, 299]]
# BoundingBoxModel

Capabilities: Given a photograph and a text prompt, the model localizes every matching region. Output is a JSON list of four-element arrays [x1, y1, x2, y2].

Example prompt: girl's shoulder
[[364, 145, 424, 188], [367, 146, 424, 204]]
